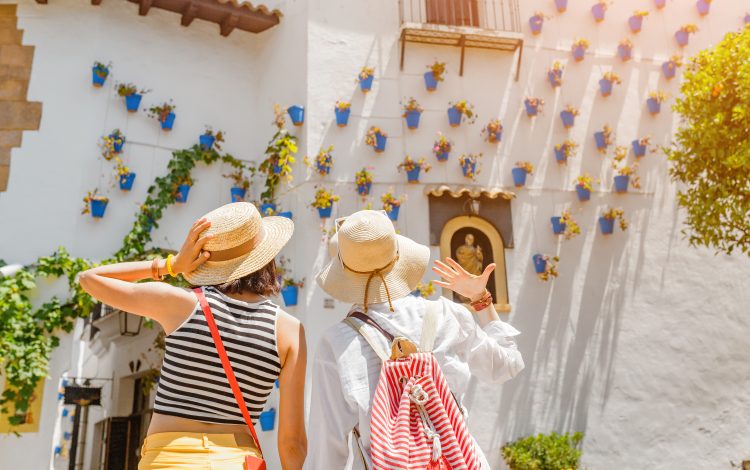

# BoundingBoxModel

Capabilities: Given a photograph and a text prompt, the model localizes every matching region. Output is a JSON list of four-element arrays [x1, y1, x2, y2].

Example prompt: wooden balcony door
[[426, 0, 479, 27]]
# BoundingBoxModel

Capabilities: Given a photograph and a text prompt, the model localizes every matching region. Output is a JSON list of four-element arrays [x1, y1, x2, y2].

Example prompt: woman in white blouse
[[304, 210, 524, 469]]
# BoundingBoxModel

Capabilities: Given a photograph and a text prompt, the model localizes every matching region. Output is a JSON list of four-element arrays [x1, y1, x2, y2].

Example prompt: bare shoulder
[[275, 307, 306, 366]]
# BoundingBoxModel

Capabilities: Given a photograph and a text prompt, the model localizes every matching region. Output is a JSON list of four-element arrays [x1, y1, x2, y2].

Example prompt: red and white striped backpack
[[345, 301, 481, 470]]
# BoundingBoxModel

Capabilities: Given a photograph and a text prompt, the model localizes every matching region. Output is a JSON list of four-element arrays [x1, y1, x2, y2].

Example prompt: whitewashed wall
[[1, 0, 749, 469]]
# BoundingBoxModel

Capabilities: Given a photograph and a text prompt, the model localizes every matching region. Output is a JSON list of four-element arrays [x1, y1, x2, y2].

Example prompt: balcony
[[399, 0, 523, 79]]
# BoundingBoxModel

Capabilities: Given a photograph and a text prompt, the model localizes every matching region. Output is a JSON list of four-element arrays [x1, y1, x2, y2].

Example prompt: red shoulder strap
[[194, 288, 263, 454]]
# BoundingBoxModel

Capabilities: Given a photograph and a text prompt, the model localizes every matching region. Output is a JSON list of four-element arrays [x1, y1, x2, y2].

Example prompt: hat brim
[[184, 216, 293, 286], [316, 235, 430, 305]]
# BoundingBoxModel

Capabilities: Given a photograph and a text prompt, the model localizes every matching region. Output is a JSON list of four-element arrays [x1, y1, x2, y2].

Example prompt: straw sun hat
[[316, 210, 430, 311], [183, 202, 293, 286]]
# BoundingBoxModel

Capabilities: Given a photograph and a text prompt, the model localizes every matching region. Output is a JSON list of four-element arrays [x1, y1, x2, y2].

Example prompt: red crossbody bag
[[195, 288, 267, 470]]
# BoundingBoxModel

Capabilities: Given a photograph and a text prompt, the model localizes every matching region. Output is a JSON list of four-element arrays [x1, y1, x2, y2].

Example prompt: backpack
[[345, 300, 481, 470]]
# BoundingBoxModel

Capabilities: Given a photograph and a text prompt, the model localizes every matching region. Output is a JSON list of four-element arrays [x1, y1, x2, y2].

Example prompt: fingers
[[433, 259, 457, 276], [481, 263, 496, 279], [195, 234, 213, 252], [190, 251, 211, 271], [431, 265, 455, 280], [444, 257, 467, 274], [190, 218, 211, 241], [432, 280, 450, 288]]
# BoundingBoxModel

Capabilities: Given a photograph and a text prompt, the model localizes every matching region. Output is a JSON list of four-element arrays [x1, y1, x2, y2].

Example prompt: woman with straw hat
[[304, 209, 524, 469], [79, 202, 307, 470]]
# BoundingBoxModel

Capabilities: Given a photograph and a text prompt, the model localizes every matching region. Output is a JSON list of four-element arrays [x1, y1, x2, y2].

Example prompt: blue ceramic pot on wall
[[281, 285, 298, 307], [92, 68, 108, 87], [511, 168, 528, 187], [532, 254, 547, 274], [447, 106, 462, 126], [374, 133, 387, 152], [259, 409, 276, 431], [335, 107, 350, 127], [90, 199, 108, 218], [230, 187, 246, 202], [387, 205, 400, 221], [288, 106, 305, 126], [160, 112, 176, 131], [119, 172, 136, 191], [318, 205, 333, 219], [199, 134, 215, 150], [359, 74, 374, 92], [405, 110, 421, 129], [125, 93, 142, 113], [632, 140, 647, 157], [357, 182, 372, 196], [614, 175, 630, 193], [406, 167, 421, 183], [424, 71, 438, 91], [551, 217, 567, 235], [599, 217, 615, 235], [629, 15, 643, 33], [576, 185, 591, 201], [260, 203, 277, 215], [175, 184, 191, 203]]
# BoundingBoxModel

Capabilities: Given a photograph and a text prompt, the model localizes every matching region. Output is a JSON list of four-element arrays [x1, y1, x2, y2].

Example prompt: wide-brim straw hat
[[316, 210, 430, 308], [184, 202, 293, 286]]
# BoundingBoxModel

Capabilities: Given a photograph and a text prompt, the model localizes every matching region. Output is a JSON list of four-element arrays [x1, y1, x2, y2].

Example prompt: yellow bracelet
[[166, 254, 177, 277]]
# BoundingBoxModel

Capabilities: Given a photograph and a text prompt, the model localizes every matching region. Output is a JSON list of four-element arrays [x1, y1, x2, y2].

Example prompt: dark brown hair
[[213, 260, 280, 297]]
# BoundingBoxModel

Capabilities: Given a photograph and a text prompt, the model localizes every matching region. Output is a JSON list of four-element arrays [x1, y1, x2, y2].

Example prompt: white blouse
[[304, 295, 524, 470]]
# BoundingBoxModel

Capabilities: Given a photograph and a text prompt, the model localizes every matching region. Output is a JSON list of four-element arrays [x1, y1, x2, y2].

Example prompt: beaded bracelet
[[469, 289, 493, 311]]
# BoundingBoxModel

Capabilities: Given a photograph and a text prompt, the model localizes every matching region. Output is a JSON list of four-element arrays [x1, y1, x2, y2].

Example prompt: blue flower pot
[[273, 163, 283, 174], [335, 108, 351, 127], [551, 216, 567, 235], [532, 254, 547, 274], [199, 134, 215, 150], [160, 112, 176, 131], [92, 68, 108, 87], [387, 205, 400, 221], [548, 69, 562, 88], [424, 71, 438, 91], [119, 172, 136, 191], [406, 167, 421, 183], [629, 15, 643, 33], [125, 93, 142, 112], [632, 140, 647, 157], [594, 131, 608, 150], [405, 110, 421, 129], [357, 182, 372, 196], [662, 61, 677, 79], [555, 0, 567, 12], [554, 146, 567, 163], [560, 110, 575, 128], [529, 15, 543, 35], [576, 185, 591, 201], [461, 161, 477, 178], [524, 101, 539, 117], [599, 79, 613, 97], [512, 168, 528, 187], [618, 45, 632, 61], [591, 3, 606, 21], [90, 199, 108, 218], [230, 187, 246, 202], [281, 285, 299, 307], [175, 184, 191, 203], [260, 203, 276, 215], [318, 205, 333, 219], [675, 30, 689, 47], [599, 217, 615, 235], [316, 159, 331, 175], [488, 131, 502, 143], [654, 0, 666, 8], [111, 135, 125, 153], [359, 74, 374, 92], [288, 105, 305, 126], [614, 175, 630, 193], [259, 409, 276, 431], [696, 0, 710, 15], [411, 289, 421, 297], [447, 106, 462, 126], [374, 133, 387, 152], [572, 45, 586, 61], [647, 98, 661, 115], [278, 211, 293, 219], [436, 151, 450, 162]]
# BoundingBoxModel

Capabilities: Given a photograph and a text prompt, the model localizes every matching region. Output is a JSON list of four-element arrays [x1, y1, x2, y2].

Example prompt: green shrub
[[501, 432, 583, 470]]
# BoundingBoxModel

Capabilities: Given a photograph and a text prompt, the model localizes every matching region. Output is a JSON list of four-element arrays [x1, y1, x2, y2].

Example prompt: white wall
[[1, 0, 750, 468]]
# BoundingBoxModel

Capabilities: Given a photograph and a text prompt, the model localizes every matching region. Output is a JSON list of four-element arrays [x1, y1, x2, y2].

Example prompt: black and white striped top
[[153, 286, 281, 425]]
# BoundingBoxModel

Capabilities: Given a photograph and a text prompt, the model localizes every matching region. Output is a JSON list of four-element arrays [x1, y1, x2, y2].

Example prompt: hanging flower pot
[[366, 127, 387, 153], [433, 132, 452, 162], [424, 71, 439, 91], [199, 133, 216, 150], [617, 41, 633, 62], [399, 156, 431, 183], [281, 285, 299, 307], [532, 254, 547, 274], [675, 30, 689, 47], [278, 211, 293, 219], [571, 39, 590, 62], [512, 162, 534, 188], [447, 106, 462, 126], [175, 184, 191, 203], [119, 172, 136, 191], [312, 186, 339, 219], [576, 184, 591, 201], [555, 0, 568, 13], [335, 103, 351, 127], [259, 408, 276, 431], [591, 2, 607, 22], [524, 98, 543, 117], [632, 138, 648, 157], [598, 216, 615, 234], [387, 205, 401, 221], [406, 167, 421, 183], [359, 67, 375, 92], [647, 92, 666, 115], [92, 61, 110, 88], [357, 182, 372, 196], [662, 61, 678, 79], [436, 151, 450, 162], [230, 187, 246, 202], [554, 146, 567, 164], [560, 108, 577, 128], [288, 105, 305, 126], [594, 132, 607, 150], [614, 175, 630, 193], [462, 161, 476, 178], [260, 203, 277, 216], [548, 68, 563, 88], [90, 198, 108, 218], [110, 132, 126, 153], [148, 101, 177, 131], [125, 93, 142, 113], [318, 205, 333, 218], [423, 61, 446, 91], [551, 216, 567, 234], [380, 191, 404, 221], [459, 154, 481, 180], [599, 79, 613, 97], [628, 14, 645, 33], [404, 110, 422, 129], [160, 112, 176, 130], [696, 0, 710, 16], [447, 100, 476, 127], [482, 119, 503, 143], [529, 13, 544, 35]]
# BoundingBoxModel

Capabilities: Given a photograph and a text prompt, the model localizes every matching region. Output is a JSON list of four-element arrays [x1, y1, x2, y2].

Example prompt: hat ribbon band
[[208, 226, 265, 262], [341, 254, 399, 313]]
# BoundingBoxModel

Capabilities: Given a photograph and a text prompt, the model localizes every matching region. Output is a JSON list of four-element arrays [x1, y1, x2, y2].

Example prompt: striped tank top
[[153, 286, 281, 425]]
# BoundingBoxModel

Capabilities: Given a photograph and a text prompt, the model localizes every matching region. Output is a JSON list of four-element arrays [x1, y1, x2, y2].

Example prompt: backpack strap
[[344, 315, 390, 362], [419, 300, 441, 353]]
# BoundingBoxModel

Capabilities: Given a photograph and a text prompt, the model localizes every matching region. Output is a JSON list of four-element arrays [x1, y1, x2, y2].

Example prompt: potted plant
[[82, 189, 109, 218], [512, 161, 534, 187], [91, 61, 111, 87], [459, 153, 482, 180], [305, 145, 334, 176], [260, 202, 277, 216], [433, 132, 453, 161], [524, 97, 544, 117], [402, 97, 424, 130], [398, 156, 431, 183], [594, 125, 614, 152], [424, 60, 446, 91], [224, 167, 251, 202], [355, 167, 374, 196], [412, 281, 436, 298], [548, 61, 564, 88], [115, 82, 149, 113], [662, 55, 682, 79], [555, 0, 568, 13], [359, 66, 375, 92], [116, 160, 136, 191], [365, 126, 388, 153], [200, 126, 224, 150], [612, 160, 641, 193], [174, 175, 193, 203], [529, 11, 545, 35], [591, 0, 608, 22], [554, 139, 578, 164], [335, 101, 351, 127], [575, 173, 595, 201], [482, 119, 503, 143], [617, 38, 633, 62], [310, 186, 339, 219], [148, 100, 176, 131], [447, 100, 476, 126], [560, 105, 579, 128], [571, 38, 590, 61], [647, 91, 667, 115], [675, 24, 699, 47], [551, 210, 581, 239], [381, 191, 405, 221], [101, 129, 125, 160], [259, 408, 276, 431], [532, 254, 559, 281], [276, 256, 304, 307], [599, 207, 628, 234], [503, 432, 583, 470], [287, 105, 305, 126], [629, 10, 649, 32], [599, 71, 621, 97], [696, 0, 711, 16], [631, 136, 650, 157]]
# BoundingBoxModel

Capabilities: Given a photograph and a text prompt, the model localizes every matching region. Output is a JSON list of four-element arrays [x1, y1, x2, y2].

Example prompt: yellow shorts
[[138, 432, 262, 469]]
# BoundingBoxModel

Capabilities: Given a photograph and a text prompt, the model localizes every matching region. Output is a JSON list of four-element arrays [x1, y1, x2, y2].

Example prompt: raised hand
[[431, 257, 495, 302], [172, 217, 213, 275]]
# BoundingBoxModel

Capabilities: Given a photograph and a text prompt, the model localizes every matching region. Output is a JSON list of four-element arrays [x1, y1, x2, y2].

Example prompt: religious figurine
[[455, 233, 484, 276]]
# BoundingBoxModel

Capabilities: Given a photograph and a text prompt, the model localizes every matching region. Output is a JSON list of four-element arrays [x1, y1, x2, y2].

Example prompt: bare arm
[[78, 217, 214, 334], [432, 257, 500, 325], [276, 311, 307, 470]]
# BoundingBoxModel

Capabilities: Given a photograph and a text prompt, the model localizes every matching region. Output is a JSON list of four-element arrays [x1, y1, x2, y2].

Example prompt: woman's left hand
[[172, 217, 213, 275], [432, 257, 495, 302]]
